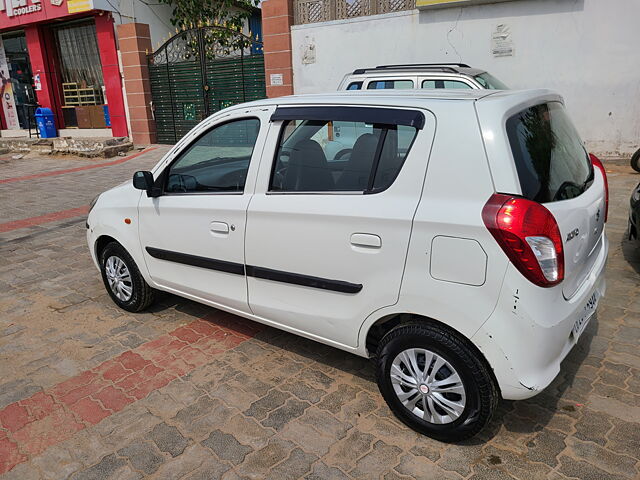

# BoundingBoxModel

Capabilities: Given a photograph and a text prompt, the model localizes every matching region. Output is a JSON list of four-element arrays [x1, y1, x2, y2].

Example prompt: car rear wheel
[[100, 241, 155, 312], [631, 148, 640, 173], [375, 323, 498, 442]]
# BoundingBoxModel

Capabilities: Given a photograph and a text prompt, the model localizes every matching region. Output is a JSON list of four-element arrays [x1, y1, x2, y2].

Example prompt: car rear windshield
[[506, 102, 593, 203]]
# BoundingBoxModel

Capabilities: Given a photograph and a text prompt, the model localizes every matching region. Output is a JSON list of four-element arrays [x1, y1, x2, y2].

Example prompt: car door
[[245, 105, 436, 348], [138, 108, 273, 314]]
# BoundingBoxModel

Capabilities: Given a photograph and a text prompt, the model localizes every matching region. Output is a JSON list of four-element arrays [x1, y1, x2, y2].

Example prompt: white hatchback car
[[87, 89, 608, 441]]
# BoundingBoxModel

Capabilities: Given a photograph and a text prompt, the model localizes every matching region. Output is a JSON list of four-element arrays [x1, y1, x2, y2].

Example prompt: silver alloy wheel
[[105, 255, 133, 302], [390, 348, 466, 424]]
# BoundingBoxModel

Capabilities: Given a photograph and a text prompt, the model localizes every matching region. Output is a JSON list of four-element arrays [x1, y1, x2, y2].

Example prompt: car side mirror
[[133, 171, 161, 197]]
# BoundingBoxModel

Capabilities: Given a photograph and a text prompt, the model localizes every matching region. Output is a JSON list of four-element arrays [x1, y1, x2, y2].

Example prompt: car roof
[[237, 89, 561, 109]]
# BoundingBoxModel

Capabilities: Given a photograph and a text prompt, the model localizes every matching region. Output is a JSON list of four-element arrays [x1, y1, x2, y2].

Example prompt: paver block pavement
[[1, 154, 639, 479]]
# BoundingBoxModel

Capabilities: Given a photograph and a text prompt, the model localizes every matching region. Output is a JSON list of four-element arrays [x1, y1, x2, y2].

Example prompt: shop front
[[0, 0, 127, 137]]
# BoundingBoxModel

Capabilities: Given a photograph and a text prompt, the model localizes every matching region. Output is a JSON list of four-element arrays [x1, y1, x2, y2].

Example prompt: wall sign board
[[270, 73, 284, 86], [491, 23, 513, 56], [0, 0, 96, 29]]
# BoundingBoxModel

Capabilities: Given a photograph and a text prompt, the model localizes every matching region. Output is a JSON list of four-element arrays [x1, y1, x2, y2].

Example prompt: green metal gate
[[148, 26, 266, 144]]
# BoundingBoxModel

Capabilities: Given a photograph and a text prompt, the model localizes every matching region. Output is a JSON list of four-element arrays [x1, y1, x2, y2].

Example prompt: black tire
[[375, 323, 498, 442], [99, 241, 155, 312], [631, 148, 640, 173]]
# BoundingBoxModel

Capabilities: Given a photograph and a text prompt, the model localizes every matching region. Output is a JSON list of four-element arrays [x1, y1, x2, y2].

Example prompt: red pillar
[[95, 13, 128, 137], [262, 0, 295, 97], [24, 25, 62, 127], [117, 23, 156, 144]]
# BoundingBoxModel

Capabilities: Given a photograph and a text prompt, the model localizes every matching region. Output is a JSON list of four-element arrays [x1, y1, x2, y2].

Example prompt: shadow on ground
[[139, 280, 599, 446]]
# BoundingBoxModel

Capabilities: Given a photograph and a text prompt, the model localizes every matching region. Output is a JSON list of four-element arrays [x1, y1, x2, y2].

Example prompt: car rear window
[[506, 102, 593, 203], [367, 80, 414, 89]]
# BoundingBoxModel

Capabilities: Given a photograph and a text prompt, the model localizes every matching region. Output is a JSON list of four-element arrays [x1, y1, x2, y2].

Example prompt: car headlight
[[88, 194, 101, 215]]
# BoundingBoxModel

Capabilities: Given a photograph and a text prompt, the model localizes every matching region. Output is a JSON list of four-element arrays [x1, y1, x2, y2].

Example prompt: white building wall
[[96, 0, 175, 47], [291, 0, 640, 156]]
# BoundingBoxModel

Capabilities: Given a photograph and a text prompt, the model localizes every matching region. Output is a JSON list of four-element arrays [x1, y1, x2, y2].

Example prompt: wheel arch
[[95, 234, 119, 260], [92, 230, 153, 286], [364, 312, 501, 395]]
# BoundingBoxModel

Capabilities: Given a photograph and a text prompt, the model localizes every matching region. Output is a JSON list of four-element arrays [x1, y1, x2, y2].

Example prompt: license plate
[[572, 292, 598, 339]]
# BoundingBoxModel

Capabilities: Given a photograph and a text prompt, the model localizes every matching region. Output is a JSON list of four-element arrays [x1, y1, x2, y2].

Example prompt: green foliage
[[160, 0, 259, 34]]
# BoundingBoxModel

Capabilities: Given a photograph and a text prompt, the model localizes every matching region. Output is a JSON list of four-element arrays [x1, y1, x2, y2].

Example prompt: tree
[[159, 0, 260, 49]]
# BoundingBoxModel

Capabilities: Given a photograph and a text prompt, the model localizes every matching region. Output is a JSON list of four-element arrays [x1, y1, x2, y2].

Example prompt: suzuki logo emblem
[[566, 228, 579, 242]]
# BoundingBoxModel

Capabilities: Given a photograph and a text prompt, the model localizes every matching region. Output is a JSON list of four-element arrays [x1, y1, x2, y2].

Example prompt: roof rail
[[376, 63, 471, 69], [351, 63, 472, 75]]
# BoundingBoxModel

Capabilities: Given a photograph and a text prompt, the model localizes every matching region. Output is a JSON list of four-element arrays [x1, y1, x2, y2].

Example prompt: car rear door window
[[270, 118, 418, 193], [165, 118, 260, 193], [506, 102, 592, 203], [421, 79, 473, 89], [367, 79, 414, 90]]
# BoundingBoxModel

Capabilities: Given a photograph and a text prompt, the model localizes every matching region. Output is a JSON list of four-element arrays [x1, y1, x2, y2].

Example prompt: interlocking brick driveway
[[1, 149, 639, 480]]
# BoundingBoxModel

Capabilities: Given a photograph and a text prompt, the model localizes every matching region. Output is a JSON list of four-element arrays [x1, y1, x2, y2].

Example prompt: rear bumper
[[472, 234, 608, 400]]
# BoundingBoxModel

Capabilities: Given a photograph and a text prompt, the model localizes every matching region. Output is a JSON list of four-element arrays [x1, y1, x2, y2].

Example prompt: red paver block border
[[0, 404, 30, 433], [0, 206, 90, 233], [69, 398, 110, 426], [92, 386, 135, 413], [0, 147, 158, 185], [11, 408, 84, 457], [0, 314, 262, 475], [0, 431, 26, 474]]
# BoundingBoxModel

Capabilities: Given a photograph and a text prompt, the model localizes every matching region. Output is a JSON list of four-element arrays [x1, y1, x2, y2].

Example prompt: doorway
[[0, 31, 36, 130]]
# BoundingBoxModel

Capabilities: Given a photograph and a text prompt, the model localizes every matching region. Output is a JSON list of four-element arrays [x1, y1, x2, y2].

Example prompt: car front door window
[[165, 118, 260, 194]]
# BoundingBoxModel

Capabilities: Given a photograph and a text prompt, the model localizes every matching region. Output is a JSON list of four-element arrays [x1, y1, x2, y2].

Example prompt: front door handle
[[210, 221, 229, 234], [350, 233, 381, 249]]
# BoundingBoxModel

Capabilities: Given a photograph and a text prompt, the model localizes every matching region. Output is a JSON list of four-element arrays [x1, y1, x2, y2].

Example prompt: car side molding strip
[[145, 247, 363, 294], [245, 265, 363, 294], [145, 247, 245, 276]]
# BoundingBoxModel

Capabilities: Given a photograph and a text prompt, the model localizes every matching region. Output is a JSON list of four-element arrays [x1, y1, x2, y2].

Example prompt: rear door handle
[[210, 221, 229, 234], [350, 233, 381, 249]]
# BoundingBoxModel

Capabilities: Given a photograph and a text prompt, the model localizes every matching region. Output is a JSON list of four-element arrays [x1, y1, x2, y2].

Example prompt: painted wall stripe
[[0, 312, 262, 475], [0, 147, 158, 185]]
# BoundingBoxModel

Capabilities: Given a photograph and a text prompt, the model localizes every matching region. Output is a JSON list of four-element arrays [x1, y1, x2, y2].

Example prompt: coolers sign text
[[0, 0, 50, 17]]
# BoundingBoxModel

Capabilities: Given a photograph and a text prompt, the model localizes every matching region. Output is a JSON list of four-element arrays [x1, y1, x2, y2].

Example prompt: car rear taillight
[[590, 153, 608, 223], [482, 194, 564, 287]]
